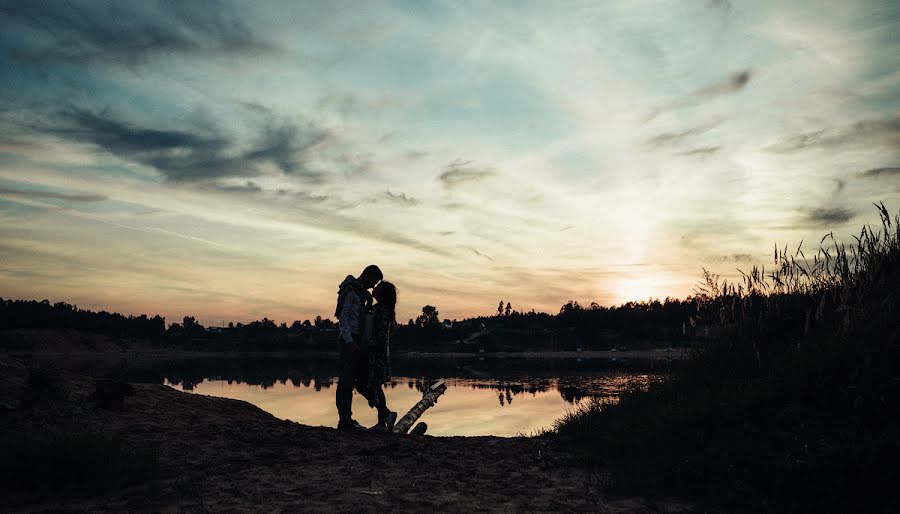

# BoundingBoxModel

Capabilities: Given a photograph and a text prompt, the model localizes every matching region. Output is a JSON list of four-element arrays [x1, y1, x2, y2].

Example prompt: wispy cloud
[[438, 160, 496, 189], [690, 70, 752, 99], [0, 186, 106, 202], [645, 122, 718, 147], [803, 207, 856, 226], [466, 247, 494, 261], [678, 146, 721, 157], [709, 0, 733, 13], [42, 108, 327, 182], [0, 0, 280, 67], [384, 190, 419, 206], [768, 116, 900, 153], [651, 70, 752, 117], [859, 166, 900, 179]]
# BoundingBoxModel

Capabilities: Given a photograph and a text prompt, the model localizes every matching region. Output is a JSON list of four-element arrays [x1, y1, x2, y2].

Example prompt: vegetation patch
[[552, 204, 900, 512]]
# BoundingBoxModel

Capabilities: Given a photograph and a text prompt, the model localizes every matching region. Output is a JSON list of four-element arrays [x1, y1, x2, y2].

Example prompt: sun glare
[[612, 276, 667, 304]]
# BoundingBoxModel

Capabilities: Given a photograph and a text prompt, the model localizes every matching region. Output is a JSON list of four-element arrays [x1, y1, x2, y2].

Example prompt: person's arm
[[338, 292, 360, 345]]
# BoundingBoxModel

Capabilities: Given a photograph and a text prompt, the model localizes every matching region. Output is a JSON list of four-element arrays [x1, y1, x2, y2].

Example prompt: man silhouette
[[335, 264, 383, 430]]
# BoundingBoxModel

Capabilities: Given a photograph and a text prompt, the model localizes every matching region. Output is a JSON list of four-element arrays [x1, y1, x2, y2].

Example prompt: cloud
[[210, 181, 263, 194], [679, 146, 720, 157], [383, 190, 419, 206], [649, 71, 752, 117], [0, 186, 106, 202], [859, 166, 900, 179], [437, 160, 496, 189], [44, 108, 327, 182], [690, 71, 751, 99], [0, 0, 280, 67], [705, 253, 755, 263], [645, 122, 718, 147], [768, 116, 900, 153], [466, 247, 494, 261], [243, 120, 328, 179], [709, 0, 733, 13], [804, 207, 855, 226]]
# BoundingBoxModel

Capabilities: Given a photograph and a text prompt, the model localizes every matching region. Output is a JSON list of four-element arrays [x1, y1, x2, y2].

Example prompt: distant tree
[[559, 300, 582, 315], [416, 305, 440, 327], [497, 301, 504, 317], [314, 317, 335, 329], [504, 302, 512, 317]]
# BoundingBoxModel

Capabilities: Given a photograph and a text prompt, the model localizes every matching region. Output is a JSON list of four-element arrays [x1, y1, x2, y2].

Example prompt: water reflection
[[123, 355, 666, 436], [161, 371, 655, 437]]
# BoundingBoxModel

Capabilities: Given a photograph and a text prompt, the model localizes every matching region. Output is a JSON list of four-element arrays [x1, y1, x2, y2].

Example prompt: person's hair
[[375, 281, 397, 324], [360, 264, 383, 283]]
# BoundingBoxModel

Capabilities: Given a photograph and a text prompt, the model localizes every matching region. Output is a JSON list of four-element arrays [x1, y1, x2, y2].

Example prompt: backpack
[[335, 275, 362, 319]]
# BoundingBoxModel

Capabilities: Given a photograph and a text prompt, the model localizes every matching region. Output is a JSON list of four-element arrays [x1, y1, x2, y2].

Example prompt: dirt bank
[[0, 357, 689, 512]]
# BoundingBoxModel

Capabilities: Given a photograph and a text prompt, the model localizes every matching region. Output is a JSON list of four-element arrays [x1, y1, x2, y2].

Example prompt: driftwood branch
[[392, 380, 446, 434]]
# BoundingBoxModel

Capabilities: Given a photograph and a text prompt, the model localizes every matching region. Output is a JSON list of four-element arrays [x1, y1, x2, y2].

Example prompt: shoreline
[[0, 355, 691, 512], [11, 347, 686, 361]]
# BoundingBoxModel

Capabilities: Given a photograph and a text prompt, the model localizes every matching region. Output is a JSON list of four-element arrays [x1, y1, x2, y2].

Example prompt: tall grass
[[553, 204, 900, 512]]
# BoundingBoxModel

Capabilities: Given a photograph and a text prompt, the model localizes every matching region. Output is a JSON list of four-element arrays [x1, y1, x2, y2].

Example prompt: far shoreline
[[10, 347, 686, 361]]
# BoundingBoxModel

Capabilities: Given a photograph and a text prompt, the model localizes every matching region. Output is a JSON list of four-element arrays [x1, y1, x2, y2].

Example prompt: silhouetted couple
[[335, 265, 398, 431]]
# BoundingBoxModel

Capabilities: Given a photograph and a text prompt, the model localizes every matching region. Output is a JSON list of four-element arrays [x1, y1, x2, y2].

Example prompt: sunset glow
[[1, 1, 898, 324]]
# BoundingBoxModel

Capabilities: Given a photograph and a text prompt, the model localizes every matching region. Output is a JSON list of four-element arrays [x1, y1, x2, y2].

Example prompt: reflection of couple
[[334, 265, 398, 431]]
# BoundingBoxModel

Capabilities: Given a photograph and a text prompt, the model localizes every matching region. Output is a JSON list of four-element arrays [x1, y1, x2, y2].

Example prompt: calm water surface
[[164, 375, 650, 436], [132, 356, 667, 436]]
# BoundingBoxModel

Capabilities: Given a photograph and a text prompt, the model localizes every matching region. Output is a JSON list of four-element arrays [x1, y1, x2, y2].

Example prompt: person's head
[[373, 281, 397, 322], [358, 264, 383, 289]]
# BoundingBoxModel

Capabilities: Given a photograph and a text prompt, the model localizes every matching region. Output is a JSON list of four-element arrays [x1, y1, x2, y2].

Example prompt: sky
[[0, 0, 898, 325]]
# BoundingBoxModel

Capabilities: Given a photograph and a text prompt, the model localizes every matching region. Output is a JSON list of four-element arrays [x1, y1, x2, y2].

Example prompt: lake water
[[131, 355, 668, 437]]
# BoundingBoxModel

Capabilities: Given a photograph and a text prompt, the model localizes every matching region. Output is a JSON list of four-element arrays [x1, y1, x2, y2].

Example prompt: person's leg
[[375, 387, 389, 422], [354, 349, 379, 408], [335, 344, 354, 422]]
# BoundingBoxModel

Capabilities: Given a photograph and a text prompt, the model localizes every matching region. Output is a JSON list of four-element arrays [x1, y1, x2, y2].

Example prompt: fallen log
[[409, 422, 428, 435], [392, 380, 446, 434]]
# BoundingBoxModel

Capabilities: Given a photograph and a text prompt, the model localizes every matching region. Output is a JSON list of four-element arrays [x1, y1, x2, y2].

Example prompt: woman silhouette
[[362, 281, 398, 431]]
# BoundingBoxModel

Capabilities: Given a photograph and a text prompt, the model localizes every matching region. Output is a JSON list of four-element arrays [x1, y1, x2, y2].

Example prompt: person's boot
[[338, 418, 365, 431], [383, 411, 397, 431], [369, 409, 397, 432]]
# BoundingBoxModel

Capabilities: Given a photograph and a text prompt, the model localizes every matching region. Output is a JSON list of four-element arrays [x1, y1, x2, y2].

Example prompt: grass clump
[[553, 204, 900, 512], [0, 428, 159, 501]]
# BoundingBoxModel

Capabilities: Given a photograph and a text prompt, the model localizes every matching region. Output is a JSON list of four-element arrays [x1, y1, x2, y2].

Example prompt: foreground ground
[[0, 356, 690, 512]]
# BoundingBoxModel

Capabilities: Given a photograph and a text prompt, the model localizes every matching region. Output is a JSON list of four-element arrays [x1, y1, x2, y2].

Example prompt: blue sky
[[1, 0, 898, 324]]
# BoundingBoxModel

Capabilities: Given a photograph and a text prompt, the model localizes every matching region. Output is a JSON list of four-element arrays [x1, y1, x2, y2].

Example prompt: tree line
[[1, 295, 705, 353]]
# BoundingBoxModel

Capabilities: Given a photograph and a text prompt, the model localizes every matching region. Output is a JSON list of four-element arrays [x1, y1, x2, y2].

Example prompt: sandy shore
[[0, 356, 691, 512]]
